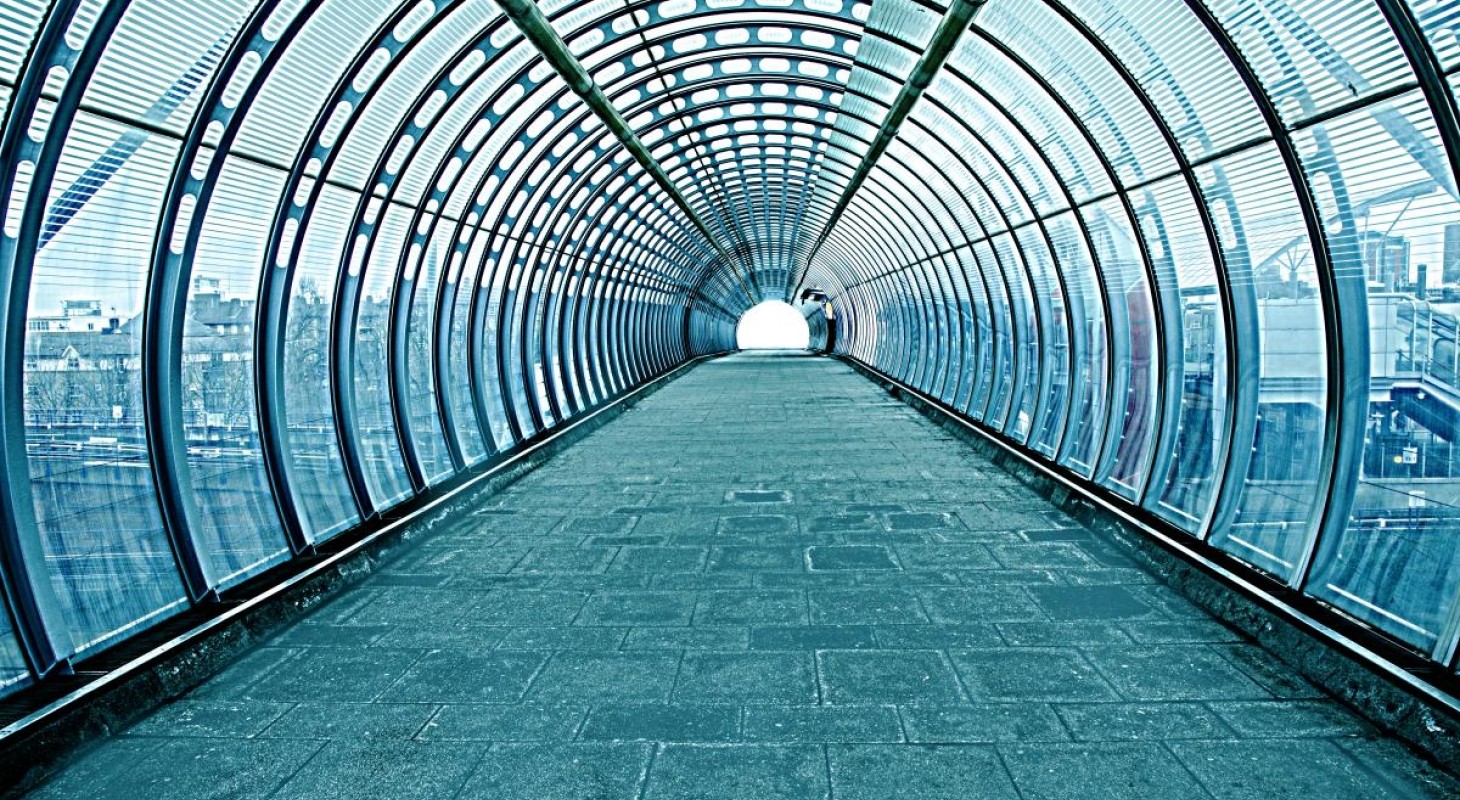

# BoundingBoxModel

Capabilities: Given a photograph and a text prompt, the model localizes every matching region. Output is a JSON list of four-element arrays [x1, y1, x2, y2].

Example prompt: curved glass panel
[[24, 110, 188, 652]]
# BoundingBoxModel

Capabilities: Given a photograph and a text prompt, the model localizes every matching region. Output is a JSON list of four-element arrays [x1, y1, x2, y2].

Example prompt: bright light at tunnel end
[[736, 300, 811, 350]]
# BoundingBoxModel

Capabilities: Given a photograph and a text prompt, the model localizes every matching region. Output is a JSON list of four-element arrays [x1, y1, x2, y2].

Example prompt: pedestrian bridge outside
[[1, 0, 1460, 795]]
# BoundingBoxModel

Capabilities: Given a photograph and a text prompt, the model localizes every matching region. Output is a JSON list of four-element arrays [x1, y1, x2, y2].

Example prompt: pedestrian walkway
[[21, 352, 1459, 799]]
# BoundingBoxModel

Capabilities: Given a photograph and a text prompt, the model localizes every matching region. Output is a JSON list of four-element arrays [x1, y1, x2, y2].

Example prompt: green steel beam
[[792, 0, 984, 297], [496, 0, 759, 311]]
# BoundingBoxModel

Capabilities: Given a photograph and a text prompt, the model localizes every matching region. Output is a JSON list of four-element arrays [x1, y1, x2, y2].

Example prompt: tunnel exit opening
[[736, 300, 811, 350]]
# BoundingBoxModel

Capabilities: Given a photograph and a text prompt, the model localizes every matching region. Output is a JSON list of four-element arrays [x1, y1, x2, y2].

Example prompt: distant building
[[22, 277, 257, 430], [189, 276, 254, 337], [1360, 230, 1411, 292], [26, 299, 121, 333], [1444, 223, 1460, 285]]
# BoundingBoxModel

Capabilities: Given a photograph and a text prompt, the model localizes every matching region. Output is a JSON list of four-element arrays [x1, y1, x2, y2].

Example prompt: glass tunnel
[[0, 0, 1458, 714]]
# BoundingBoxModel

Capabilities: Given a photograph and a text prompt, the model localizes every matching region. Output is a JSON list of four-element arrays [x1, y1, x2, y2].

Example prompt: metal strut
[[496, 0, 760, 311], [791, 0, 984, 297]]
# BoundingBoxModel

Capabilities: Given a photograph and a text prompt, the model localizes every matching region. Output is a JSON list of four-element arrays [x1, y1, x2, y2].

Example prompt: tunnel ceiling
[[1, 0, 1460, 699]]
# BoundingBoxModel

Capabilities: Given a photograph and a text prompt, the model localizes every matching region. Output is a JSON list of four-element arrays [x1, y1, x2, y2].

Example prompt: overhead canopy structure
[[0, 0, 1459, 700]]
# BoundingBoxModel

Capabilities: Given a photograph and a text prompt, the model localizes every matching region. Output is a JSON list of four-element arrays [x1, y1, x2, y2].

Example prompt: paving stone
[[950, 649, 1120, 702], [1064, 567, 1158, 586], [901, 704, 1069, 743], [742, 706, 902, 743], [652, 573, 755, 590], [613, 505, 681, 515], [1206, 700, 1372, 738], [370, 624, 509, 651], [995, 621, 1131, 647], [241, 648, 422, 703], [576, 592, 697, 626], [270, 739, 484, 799], [634, 516, 719, 537], [1209, 643, 1327, 699], [527, 653, 680, 702], [1171, 739, 1430, 799], [381, 651, 544, 703], [707, 547, 805, 572], [468, 590, 589, 626], [727, 489, 791, 504], [807, 546, 900, 571], [271, 622, 392, 648], [1001, 742, 1212, 800], [1054, 702, 1231, 741], [24, 739, 167, 799], [1078, 544, 1143, 569], [719, 515, 796, 534], [459, 743, 651, 799], [623, 626, 750, 650], [610, 547, 708, 573], [676, 652, 817, 704], [875, 624, 1003, 649], [260, 702, 437, 740], [884, 512, 958, 531], [1131, 587, 1211, 620], [847, 503, 905, 514], [579, 704, 740, 742], [495, 626, 628, 651], [837, 530, 930, 545], [122, 700, 293, 739], [32, 738, 323, 800], [988, 543, 1097, 569], [818, 650, 966, 704], [919, 586, 1046, 623], [588, 534, 669, 546], [1028, 585, 1152, 620], [748, 625, 877, 650], [807, 514, 881, 533], [829, 744, 1019, 800], [694, 590, 808, 625], [558, 516, 637, 536], [419, 704, 586, 742], [1119, 619, 1244, 644], [894, 544, 999, 570], [955, 507, 1054, 532], [644, 744, 829, 800], [809, 589, 926, 625], [1021, 528, 1096, 543], [342, 588, 476, 627], [511, 546, 617, 574], [1333, 737, 1460, 798], [952, 568, 1060, 585], [186, 646, 301, 700], [757, 572, 856, 589], [1083, 646, 1268, 701], [548, 574, 653, 590]]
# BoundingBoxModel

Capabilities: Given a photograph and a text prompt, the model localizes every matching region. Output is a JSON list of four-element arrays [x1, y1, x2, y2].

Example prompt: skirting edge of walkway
[[837, 354, 1460, 774], [0, 353, 723, 796]]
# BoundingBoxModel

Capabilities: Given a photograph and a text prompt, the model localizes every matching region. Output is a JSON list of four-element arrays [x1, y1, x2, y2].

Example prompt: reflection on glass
[[1211, 145, 1329, 579], [355, 206, 414, 509], [185, 158, 290, 585], [1303, 95, 1460, 649], [405, 227, 454, 484], [284, 186, 359, 539], [24, 114, 187, 652]]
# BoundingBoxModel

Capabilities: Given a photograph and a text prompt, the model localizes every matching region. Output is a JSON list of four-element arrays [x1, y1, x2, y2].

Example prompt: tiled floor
[[22, 352, 1460, 798]]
